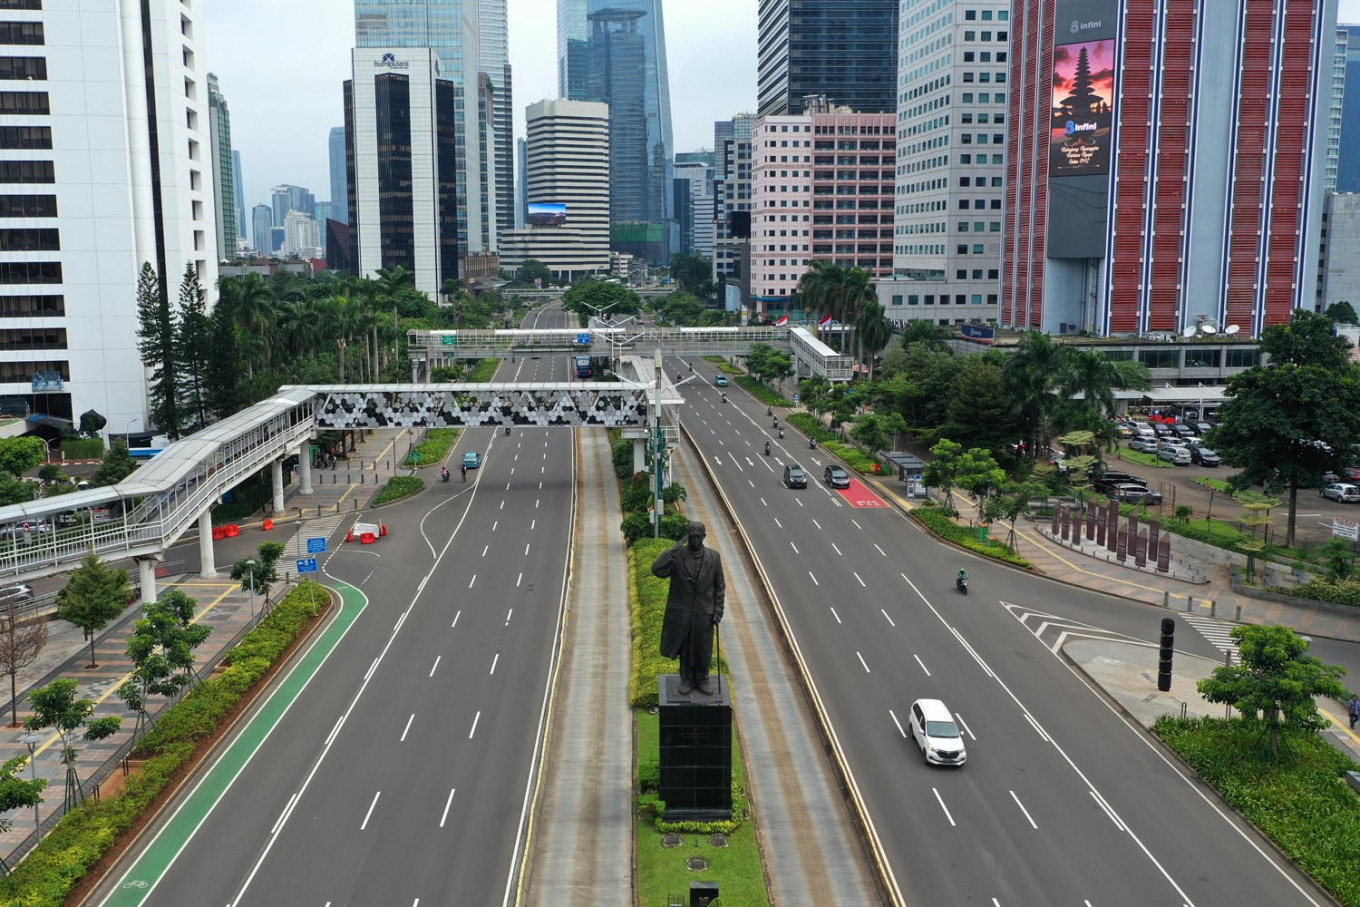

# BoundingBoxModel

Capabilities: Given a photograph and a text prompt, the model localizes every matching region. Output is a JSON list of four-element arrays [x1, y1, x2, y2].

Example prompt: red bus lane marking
[[837, 478, 889, 508]]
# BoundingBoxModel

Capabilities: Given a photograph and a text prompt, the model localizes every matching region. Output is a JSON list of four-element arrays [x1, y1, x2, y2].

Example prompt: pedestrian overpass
[[0, 356, 684, 597]]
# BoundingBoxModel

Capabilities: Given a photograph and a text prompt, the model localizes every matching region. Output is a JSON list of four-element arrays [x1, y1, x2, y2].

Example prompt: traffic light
[[1158, 617, 1174, 692]]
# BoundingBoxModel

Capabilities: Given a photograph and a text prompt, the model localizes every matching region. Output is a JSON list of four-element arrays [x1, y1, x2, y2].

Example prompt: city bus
[[574, 355, 594, 378]]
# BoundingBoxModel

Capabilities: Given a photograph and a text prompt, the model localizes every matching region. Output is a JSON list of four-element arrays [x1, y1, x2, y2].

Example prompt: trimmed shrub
[[910, 506, 1032, 567], [60, 437, 104, 460], [403, 427, 459, 468], [787, 412, 837, 443], [374, 475, 424, 505], [1277, 580, 1360, 608], [733, 375, 791, 407], [612, 438, 635, 480], [823, 440, 876, 474]]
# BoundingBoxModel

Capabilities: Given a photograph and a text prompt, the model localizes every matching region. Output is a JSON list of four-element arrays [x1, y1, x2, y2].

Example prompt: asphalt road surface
[[669, 355, 1334, 907], [96, 307, 578, 906]]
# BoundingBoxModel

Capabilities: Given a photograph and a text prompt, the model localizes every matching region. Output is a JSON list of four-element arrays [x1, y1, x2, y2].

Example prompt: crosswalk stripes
[[1182, 612, 1240, 665], [1001, 601, 1153, 654], [282, 514, 348, 559]]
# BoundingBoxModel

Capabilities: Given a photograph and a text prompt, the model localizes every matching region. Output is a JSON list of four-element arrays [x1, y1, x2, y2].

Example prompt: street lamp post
[[22, 734, 39, 834], [246, 558, 257, 624], [44, 438, 59, 465]]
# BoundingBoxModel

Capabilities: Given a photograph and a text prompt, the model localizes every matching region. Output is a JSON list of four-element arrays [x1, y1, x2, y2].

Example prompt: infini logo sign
[[1070, 18, 1103, 33], [1065, 120, 1098, 135]]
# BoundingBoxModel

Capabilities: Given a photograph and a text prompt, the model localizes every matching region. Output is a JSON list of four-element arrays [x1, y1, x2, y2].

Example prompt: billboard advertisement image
[[527, 202, 568, 227], [1050, 38, 1114, 176]]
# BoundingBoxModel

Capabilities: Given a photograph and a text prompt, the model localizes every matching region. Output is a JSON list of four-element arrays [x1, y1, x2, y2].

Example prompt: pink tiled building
[[750, 100, 896, 318]]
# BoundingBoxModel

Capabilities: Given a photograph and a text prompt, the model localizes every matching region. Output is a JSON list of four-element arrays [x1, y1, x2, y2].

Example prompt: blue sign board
[[960, 324, 996, 342], [306, 537, 327, 554], [575, 332, 591, 345], [296, 558, 319, 574]]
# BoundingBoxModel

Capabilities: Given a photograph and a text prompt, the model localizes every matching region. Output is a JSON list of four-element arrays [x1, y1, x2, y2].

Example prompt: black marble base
[[659, 674, 733, 821]]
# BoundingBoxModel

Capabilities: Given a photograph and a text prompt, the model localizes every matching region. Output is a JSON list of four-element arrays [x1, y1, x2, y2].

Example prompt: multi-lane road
[[666, 353, 1331, 907]]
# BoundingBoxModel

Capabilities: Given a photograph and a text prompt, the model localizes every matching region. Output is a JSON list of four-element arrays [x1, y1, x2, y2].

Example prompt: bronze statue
[[652, 521, 726, 695]]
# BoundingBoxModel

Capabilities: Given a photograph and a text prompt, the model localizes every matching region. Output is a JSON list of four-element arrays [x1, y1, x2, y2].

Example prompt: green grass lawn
[[1191, 476, 1233, 493], [1116, 448, 1173, 468], [635, 710, 769, 907]]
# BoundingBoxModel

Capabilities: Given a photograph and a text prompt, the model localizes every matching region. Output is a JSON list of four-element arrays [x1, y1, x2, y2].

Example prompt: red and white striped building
[[1002, 0, 1335, 337]]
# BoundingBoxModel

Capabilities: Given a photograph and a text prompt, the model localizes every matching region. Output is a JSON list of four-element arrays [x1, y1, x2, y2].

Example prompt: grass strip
[[787, 412, 837, 443], [1116, 448, 1173, 468], [823, 440, 877, 474], [1153, 717, 1360, 906], [733, 375, 791, 407], [374, 475, 424, 505], [3, 582, 329, 905], [1191, 476, 1233, 493], [467, 358, 499, 382], [910, 505, 1032, 567], [403, 427, 460, 468]]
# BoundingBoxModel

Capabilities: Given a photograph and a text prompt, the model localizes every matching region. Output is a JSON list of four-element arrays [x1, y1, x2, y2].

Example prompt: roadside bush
[[60, 438, 103, 460], [621, 512, 653, 546], [658, 512, 691, 540], [467, 358, 499, 382], [823, 440, 876, 474], [630, 538, 679, 708], [1154, 716, 1360, 906], [734, 374, 791, 407], [910, 506, 1032, 568], [1160, 516, 1255, 553], [787, 412, 837, 443], [612, 438, 634, 480], [403, 428, 459, 468], [4, 582, 328, 904], [374, 475, 424, 505], [1277, 579, 1360, 608], [621, 473, 653, 513]]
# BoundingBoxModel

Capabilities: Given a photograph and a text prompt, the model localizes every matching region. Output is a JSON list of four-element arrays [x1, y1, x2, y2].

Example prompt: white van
[[1131, 423, 1157, 441], [908, 698, 967, 766]]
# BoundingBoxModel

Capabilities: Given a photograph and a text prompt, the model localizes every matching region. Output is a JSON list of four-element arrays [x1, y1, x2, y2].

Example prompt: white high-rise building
[[282, 210, 321, 260], [887, 0, 1006, 326], [207, 74, 235, 262], [674, 160, 714, 260], [0, 0, 217, 437], [500, 99, 610, 279]]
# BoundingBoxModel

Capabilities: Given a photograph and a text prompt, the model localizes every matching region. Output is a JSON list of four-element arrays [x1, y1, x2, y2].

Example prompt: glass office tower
[[756, 0, 898, 116]]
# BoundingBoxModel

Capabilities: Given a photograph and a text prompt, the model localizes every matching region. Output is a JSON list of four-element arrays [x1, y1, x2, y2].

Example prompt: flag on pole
[[775, 314, 789, 326], [818, 314, 834, 327]]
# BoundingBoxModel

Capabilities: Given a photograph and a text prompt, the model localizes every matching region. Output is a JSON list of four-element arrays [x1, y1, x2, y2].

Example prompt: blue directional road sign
[[306, 537, 327, 554], [576, 332, 591, 345], [296, 558, 319, 574]]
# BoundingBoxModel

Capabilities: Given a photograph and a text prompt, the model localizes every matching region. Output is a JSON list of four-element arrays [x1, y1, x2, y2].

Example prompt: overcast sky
[[203, 0, 756, 208], [206, 0, 1359, 208]]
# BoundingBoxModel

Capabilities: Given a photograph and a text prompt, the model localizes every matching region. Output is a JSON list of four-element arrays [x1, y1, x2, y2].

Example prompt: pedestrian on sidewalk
[[1349, 695, 1359, 730]]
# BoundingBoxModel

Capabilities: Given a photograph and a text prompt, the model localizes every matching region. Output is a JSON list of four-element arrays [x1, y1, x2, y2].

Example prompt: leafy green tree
[[92, 441, 138, 487], [1319, 537, 1356, 583], [120, 590, 210, 741], [1197, 625, 1347, 757], [1209, 363, 1360, 546], [1, 597, 47, 727], [855, 300, 894, 379], [0, 436, 46, 476], [1259, 309, 1352, 370], [668, 253, 713, 296], [745, 344, 793, 384], [0, 755, 46, 833], [37, 464, 64, 485], [1324, 301, 1358, 325], [899, 319, 951, 352], [795, 261, 876, 352], [849, 411, 906, 453], [0, 472, 37, 506], [218, 272, 276, 375], [55, 551, 131, 667], [135, 262, 179, 438], [230, 541, 286, 601], [562, 280, 643, 325], [1058, 348, 1151, 427], [953, 447, 1007, 504], [1003, 331, 1067, 455], [175, 261, 211, 431], [518, 259, 553, 286], [942, 356, 1020, 454], [24, 677, 122, 812], [923, 439, 964, 513]]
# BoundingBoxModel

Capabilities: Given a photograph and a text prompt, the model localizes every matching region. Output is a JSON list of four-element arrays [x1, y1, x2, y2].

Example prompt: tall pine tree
[[204, 296, 242, 420], [175, 262, 211, 431], [134, 262, 179, 438]]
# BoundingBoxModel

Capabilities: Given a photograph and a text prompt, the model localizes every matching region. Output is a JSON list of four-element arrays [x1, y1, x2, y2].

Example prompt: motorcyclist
[[461, 464, 468, 481], [767, 405, 773, 416], [778, 427, 785, 439], [722, 392, 727, 403], [809, 437, 817, 449], [764, 440, 771, 456], [956, 568, 969, 590], [440, 466, 450, 482], [505, 426, 511, 436]]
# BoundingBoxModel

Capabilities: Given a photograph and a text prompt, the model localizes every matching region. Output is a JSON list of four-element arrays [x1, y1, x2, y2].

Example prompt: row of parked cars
[[1088, 470, 1164, 505], [1121, 420, 1220, 467]]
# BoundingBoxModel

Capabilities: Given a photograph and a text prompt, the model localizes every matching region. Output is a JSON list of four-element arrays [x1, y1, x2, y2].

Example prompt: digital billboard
[[527, 202, 568, 227], [1049, 38, 1115, 176]]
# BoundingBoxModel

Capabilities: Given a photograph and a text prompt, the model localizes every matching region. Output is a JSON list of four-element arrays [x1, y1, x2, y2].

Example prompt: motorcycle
[[778, 427, 785, 439], [809, 438, 817, 449], [504, 426, 511, 436], [764, 441, 771, 456], [767, 405, 773, 416], [721, 393, 727, 403], [956, 574, 969, 595], [441, 468, 450, 483]]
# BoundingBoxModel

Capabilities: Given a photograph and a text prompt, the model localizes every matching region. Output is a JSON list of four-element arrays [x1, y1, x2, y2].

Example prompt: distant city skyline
[[205, 0, 755, 211]]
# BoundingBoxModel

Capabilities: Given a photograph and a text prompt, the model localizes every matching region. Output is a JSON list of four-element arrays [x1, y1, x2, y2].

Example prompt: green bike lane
[[101, 579, 368, 907]]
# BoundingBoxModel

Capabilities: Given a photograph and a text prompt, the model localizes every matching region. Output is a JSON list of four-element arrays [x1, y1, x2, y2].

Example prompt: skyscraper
[[515, 136, 528, 229], [713, 115, 755, 282], [355, 0, 490, 253], [480, 0, 515, 239], [558, 0, 674, 261], [271, 185, 315, 227], [0, 0, 217, 435], [1337, 25, 1360, 194], [253, 205, 273, 257], [232, 150, 247, 240], [207, 74, 236, 262], [329, 126, 349, 225], [1004, 0, 1335, 337], [887, 0, 1008, 327], [756, 0, 898, 117]]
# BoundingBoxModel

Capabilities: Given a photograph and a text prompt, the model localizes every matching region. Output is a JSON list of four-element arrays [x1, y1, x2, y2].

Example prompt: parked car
[[714, 374, 728, 387], [783, 464, 807, 488], [1157, 445, 1192, 466], [1128, 437, 1159, 454], [1321, 483, 1360, 503], [1152, 423, 1174, 438], [1172, 424, 1198, 438], [1109, 483, 1164, 505], [1191, 447, 1221, 467], [1112, 422, 1133, 439], [1089, 469, 1146, 486], [1131, 423, 1157, 441], [824, 465, 851, 489]]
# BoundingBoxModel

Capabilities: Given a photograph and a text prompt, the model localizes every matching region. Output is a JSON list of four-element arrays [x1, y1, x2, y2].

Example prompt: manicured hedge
[[403, 428, 459, 468], [823, 440, 876, 474], [4, 582, 329, 905], [374, 475, 424, 505], [1276, 579, 1360, 608], [910, 505, 1032, 567], [786, 412, 837, 443], [629, 538, 682, 709], [60, 438, 103, 460], [1154, 716, 1360, 906], [733, 375, 791, 407]]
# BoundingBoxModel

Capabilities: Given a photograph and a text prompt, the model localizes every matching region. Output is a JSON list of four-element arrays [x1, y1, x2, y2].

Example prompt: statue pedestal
[[659, 674, 732, 821]]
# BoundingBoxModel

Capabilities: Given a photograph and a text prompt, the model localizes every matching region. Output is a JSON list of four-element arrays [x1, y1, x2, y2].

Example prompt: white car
[[908, 698, 967, 766], [1322, 483, 1360, 503]]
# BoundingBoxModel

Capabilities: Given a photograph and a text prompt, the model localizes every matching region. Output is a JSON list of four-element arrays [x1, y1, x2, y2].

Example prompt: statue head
[[686, 521, 707, 553]]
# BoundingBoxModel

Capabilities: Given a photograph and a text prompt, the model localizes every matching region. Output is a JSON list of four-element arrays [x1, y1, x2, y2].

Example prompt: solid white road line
[[881, 609, 896, 627], [468, 575, 477, 589], [889, 709, 907, 738], [1090, 790, 1126, 831], [429, 656, 441, 678], [856, 652, 871, 673], [829, 607, 842, 624], [400, 714, 414, 742], [271, 794, 298, 835], [932, 788, 956, 827], [451, 611, 461, 628], [439, 788, 456, 828], [913, 654, 931, 677], [808, 571, 820, 586], [325, 716, 345, 747], [1010, 790, 1039, 829], [954, 712, 976, 741], [469, 711, 482, 739], [360, 791, 381, 830], [490, 653, 500, 675], [1024, 713, 1050, 742], [853, 572, 866, 587]]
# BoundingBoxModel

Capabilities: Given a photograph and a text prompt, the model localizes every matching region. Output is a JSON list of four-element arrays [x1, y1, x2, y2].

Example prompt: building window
[[0, 193, 54, 217], [0, 227, 58, 251], [0, 91, 49, 114], [1226, 348, 1260, 368], [0, 0, 43, 8], [0, 327, 65, 350], [0, 160, 54, 183], [0, 359, 67, 382], [1184, 349, 1221, 368], [0, 294, 62, 317], [1138, 349, 1180, 369], [0, 125, 50, 149], [0, 56, 46, 80], [908, 295, 919, 305], [891, 294, 903, 306], [0, 21, 43, 44], [0, 261, 60, 283]]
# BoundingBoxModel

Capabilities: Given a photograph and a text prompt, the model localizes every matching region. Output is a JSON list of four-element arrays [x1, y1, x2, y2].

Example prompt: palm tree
[[900, 320, 950, 352], [220, 273, 276, 371], [1003, 331, 1070, 454], [856, 300, 894, 380], [1058, 349, 1152, 426]]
